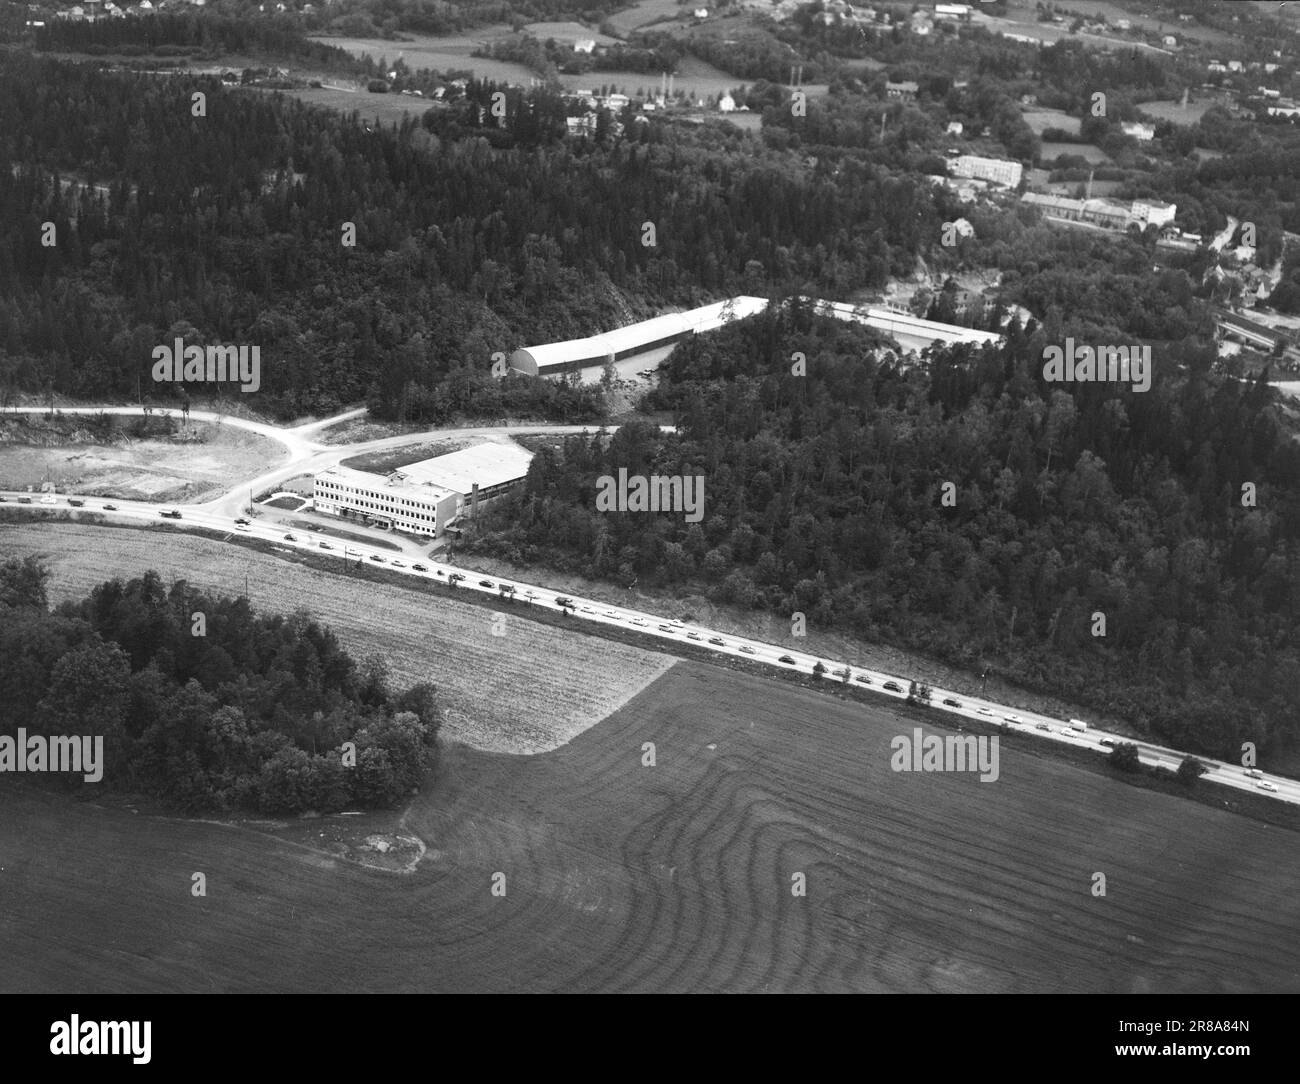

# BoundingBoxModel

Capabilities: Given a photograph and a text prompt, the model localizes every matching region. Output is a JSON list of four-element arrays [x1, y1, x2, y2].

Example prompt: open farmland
[[1022, 109, 1081, 136], [0, 522, 676, 754], [311, 31, 536, 84], [278, 85, 439, 125], [2, 660, 1297, 992], [605, 0, 689, 37]]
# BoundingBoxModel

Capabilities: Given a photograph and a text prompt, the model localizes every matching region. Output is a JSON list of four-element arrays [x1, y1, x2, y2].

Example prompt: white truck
[[1069, 718, 1088, 733]]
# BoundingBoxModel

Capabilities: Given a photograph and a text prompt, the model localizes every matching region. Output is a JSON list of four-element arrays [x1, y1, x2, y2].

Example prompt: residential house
[[885, 81, 918, 100]]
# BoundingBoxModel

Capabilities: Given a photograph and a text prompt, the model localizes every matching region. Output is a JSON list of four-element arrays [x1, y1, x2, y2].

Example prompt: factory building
[[312, 442, 533, 537], [950, 155, 1023, 188], [509, 297, 769, 377]]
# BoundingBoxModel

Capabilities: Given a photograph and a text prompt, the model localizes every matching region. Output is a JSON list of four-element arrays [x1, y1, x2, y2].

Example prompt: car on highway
[[68, 498, 85, 507], [602, 610, 617, 618], [976, 707, 993, 716], [1003, 713, 1023, 724], [1099, 739, 1115, 748], [160, 509, 182, 519], [883, 681, 902, 692], [0, 496, 7, 502], [234, 518, 250, 526], [580, 607, 594, 614], [855, 674, 871, 684], [524, 590, 538, 600], [479, 579, 494, 588], [1258, 781, 1278, 792], [739, 645, 755, 655], [319, 542, 333, 549], [834, 668, 849, 679], [1035, 723, 1051, 732], [709, 637, 726, 646], [686, 632, 701, 641], [392, 560, 406, 568], [630, 618, 647, 627], [413, 564, 428, 572], [1246, 769, 1263, 779], [17, 496, 31, 504], [942, 698, 961, 708], [236, 523, 250, 532], [103, 503, 117, 510], [40, 494, 57, 505], [658, 624, 674, 632], [669, 620, 685, 629], [369, 555, 384, 563], [556, 597, 573, 607], [778, 655, 796, 665], [284, 533, 297, 541]]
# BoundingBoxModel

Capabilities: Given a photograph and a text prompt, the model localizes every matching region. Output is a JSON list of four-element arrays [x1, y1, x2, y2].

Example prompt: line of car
[[24, 498, 1294, 800]]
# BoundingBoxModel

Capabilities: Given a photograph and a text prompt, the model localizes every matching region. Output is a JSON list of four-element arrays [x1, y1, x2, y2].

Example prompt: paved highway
[[6, 481, 1296, 809]]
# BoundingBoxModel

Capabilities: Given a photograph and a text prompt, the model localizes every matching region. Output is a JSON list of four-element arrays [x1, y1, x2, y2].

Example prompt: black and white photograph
[[0, 0, 1297, 1040]]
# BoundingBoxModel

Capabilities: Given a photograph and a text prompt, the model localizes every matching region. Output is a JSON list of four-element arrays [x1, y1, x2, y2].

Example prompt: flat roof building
[[313, 441, 534, 537], [510, 297, 768, 377], [951, 155, 1023, 188]]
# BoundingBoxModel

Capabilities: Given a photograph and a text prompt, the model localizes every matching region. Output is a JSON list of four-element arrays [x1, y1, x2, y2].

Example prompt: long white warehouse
[[510, 297, 770, 376]]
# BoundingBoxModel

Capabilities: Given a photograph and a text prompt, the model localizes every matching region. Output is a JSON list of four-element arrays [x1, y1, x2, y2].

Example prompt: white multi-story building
[[951, 155, 1023, 188], [1130, 199, 1177, 228], [313, 442, 534, 537]]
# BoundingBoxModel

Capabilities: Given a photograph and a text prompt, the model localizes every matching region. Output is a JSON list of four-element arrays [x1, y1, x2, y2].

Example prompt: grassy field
[[0, 522, 676, 754], [605, 0, 689, 37], [276, 85, 439, 125], [3, 658, 1297, 992], [1022, 109, 1081, 136], [1138, 98, 1218, 125], [312, 31, 536, 84]]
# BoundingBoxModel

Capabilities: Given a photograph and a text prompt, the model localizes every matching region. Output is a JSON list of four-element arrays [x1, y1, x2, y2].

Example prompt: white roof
[[316, 463, 456, 505], [513, 297, 768, 374], [394, 441, 534, 494]]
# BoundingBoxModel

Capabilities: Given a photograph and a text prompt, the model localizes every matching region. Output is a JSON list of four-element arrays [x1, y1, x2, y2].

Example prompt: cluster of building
[[312, 442, 534, 539], [1021, 193, 1177, 231], [949, 154, 1023, 189]]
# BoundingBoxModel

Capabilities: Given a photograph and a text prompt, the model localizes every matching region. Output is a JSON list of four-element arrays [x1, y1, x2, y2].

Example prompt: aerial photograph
[[0, 0, 1297, 1032]]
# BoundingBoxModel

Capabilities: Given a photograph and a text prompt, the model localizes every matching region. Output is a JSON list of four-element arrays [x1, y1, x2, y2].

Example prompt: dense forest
[[0, 557, 440, 813], [460, 300, 1300, 762], [0, 50, 932, 420]]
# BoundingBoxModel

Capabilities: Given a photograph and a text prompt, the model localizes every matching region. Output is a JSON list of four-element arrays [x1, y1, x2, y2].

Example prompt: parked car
[[883, 681, 902, 692], [778, 655, 796, 665]]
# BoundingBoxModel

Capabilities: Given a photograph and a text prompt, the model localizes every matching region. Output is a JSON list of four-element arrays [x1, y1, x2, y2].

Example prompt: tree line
[[0, 558, 440, 814], [458, 300, 1300, 763]]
